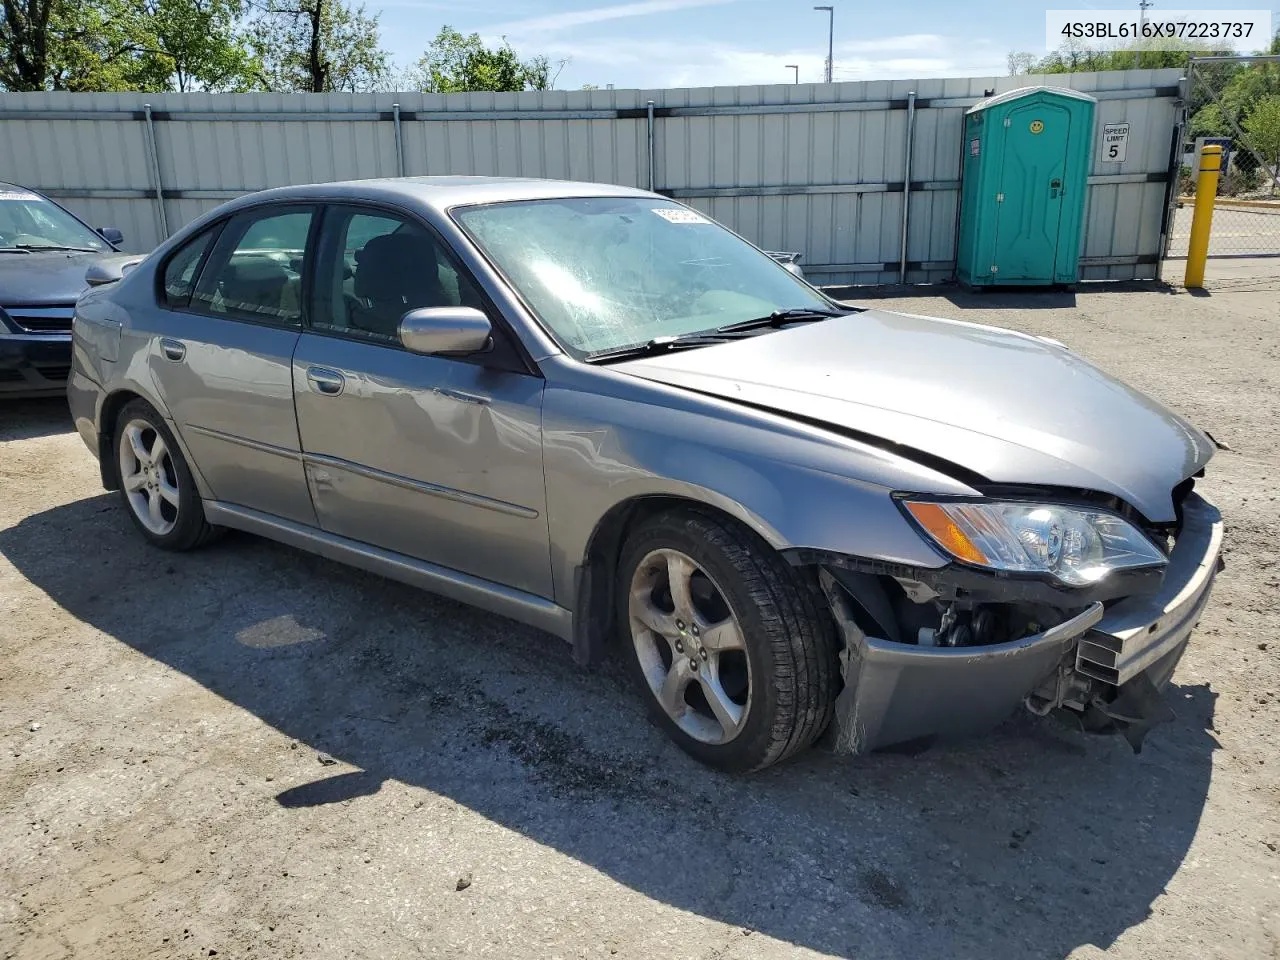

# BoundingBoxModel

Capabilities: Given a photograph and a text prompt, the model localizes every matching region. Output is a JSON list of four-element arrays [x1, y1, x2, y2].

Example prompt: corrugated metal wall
[[0, 69, 1183, 284]]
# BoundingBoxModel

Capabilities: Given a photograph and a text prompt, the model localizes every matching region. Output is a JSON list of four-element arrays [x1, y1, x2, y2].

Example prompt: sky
[[372, 0, 1279, 90]]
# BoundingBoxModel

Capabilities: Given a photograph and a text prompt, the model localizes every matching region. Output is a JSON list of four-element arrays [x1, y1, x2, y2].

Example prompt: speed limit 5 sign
[[1099, 122, 1130, 163]]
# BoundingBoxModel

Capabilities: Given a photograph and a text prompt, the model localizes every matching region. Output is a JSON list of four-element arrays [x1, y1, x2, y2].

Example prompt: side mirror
[[97, 227, 124, 246], [85, 256, 144, 287], [399, 306, 492, 356], [766, 250, 805, 279]]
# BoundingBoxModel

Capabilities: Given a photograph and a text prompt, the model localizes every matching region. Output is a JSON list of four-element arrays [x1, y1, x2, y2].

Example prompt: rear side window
[[160, 227, 218, 308], [190, 207, 315, 327]]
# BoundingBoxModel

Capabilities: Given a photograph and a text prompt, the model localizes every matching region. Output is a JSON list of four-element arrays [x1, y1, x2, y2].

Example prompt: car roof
[[223, 176, 657, 215]]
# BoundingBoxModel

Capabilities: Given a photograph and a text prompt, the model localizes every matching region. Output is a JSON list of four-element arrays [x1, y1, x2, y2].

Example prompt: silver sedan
[[68, 177, 1223, 771]]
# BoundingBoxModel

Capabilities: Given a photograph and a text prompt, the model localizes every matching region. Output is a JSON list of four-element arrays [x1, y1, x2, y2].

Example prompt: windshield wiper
[[10, 243, 102, 253], [585, 333, 732, 364], [0, 247, 33, 254], [716, 305, 853, 334]]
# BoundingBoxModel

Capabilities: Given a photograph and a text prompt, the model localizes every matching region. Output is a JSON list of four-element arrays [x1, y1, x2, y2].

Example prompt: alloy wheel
[[628, 548, 752, 744]]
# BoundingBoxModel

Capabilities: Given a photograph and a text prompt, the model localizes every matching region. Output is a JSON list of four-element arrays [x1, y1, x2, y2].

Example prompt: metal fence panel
[[0, 70, 1183, 284]]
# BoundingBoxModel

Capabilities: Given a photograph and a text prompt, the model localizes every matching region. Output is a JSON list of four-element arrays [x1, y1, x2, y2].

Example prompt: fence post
[[646, 99, 656, 191], [392, 102, 404, 177], [1184, 144, 1221, 289], [142, 104, 169, 241], [1156, 72, 1190, 281], [898, 90, 917, 284]]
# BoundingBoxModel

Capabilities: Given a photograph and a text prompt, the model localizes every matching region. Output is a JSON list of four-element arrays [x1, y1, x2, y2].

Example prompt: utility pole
[[814, 6, 834, 83], [785, 64, 800, 83], [1139, 0, 1153, 31]]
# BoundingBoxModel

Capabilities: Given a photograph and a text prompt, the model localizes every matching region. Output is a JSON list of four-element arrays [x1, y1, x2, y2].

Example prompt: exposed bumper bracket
[[1089, 670, 1177, 753]]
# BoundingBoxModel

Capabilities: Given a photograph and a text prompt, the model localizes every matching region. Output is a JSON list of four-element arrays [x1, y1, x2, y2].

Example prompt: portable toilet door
[[956, 86, 1096, 287]]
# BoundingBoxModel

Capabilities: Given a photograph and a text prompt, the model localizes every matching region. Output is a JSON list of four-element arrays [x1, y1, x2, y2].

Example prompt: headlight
[[900, 499, 1166, 586]]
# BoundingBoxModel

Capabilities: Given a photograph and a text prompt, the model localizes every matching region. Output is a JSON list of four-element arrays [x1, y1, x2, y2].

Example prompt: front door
[[292, 204, 552, 598], [992, 101, 1072, 282], [140, 204, 317, 525]]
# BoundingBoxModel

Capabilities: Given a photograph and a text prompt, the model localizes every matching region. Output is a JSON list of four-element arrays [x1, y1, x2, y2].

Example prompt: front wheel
[[617, 508, 839, 772]]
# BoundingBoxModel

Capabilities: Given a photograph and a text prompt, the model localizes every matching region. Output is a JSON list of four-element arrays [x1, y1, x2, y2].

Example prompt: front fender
[[541, 358, 964, 607]]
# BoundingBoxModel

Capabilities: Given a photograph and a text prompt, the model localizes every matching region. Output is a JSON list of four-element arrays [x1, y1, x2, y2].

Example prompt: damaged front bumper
[[822, 492, 1224, 754]]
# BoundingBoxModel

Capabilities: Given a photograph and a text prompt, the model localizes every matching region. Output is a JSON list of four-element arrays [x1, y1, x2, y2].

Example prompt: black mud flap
[[1089, 670, 1177, 753]]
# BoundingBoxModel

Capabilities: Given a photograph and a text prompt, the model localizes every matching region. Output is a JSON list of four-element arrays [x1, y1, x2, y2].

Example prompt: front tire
[[617, 508, 838, 772], [113, 399, 218, 551]]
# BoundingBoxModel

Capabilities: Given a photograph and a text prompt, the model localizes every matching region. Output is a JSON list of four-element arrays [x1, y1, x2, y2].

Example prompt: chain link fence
[[1165, 55, 1280, 261]]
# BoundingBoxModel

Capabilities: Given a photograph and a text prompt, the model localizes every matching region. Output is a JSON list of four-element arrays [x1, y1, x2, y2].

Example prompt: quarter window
[[160, 227, 218, 308], [190, 207, 315, 326]]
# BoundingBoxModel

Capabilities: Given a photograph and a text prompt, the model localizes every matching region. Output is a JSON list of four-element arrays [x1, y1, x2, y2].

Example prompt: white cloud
[[490, 0, 742, 34], [525, 36, 1006, 88], [840, 34, 946, 54]]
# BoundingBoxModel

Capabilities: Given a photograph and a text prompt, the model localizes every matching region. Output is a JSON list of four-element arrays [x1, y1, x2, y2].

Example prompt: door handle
[[1050, 178, 1063, 199], [306, 366, 345, 396], [434, 386, 490, 406], [159, 338, 186, 362]]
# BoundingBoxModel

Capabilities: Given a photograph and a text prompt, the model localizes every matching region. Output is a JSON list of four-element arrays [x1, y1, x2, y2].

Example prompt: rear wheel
[[617, 508, 838, 772], [114, 399, 219, 551]]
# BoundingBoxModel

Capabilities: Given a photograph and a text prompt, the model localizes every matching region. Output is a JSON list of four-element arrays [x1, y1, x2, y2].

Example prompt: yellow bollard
[[1184, 144, 1222, 289]]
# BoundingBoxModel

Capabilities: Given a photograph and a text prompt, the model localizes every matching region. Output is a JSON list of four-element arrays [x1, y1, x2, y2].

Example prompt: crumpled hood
[[0, 249, 125, 305], [616, 309, 1214, 523]]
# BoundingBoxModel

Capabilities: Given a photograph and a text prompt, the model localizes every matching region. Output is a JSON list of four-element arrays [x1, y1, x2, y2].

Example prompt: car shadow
[[0, 494, 1219, 960], [0, 396, 73, 441]]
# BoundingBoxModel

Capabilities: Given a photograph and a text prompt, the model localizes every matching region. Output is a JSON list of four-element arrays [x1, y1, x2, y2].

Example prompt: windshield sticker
[[0, 189, 41, 201], [652, 207, 710, 224]]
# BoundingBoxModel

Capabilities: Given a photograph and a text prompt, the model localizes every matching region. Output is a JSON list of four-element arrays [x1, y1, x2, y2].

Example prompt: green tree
[[0, 0, 56, 90], [4, 0, 157, 91], [1006, 51, 1036, 75], [1243, 95, 1280, 193], [412, 25, 553, 93], [1032, 40, 1230, 75], [132, 0, 259, 92], [3, 0, 259, 92], [1187, 34, 1280, 140], [45, 0, 144, 90], [246, 0, 389, 93]]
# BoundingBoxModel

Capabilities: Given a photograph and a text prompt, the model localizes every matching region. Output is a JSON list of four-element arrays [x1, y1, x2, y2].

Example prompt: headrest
[[353, 231, 442, 302]]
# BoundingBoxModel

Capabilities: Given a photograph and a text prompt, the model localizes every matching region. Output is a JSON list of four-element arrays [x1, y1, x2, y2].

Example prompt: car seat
[[350, 232, 447, 338], [216, 256, 298, 321]]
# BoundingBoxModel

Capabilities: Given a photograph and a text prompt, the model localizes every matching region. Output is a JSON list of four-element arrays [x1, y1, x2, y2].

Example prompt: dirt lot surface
[[2, 271, 1278, 960]]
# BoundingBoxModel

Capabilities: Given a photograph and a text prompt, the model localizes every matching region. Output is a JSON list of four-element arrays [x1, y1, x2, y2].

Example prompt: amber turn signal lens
[[904, 501, 990, 565]]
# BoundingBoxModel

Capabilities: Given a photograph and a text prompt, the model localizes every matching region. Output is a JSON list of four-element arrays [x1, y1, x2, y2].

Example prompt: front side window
[[0, 186, 109, 252], [452, 197, 830, 357], [312, 207, 483, 344], [190, 207, 314, 326]]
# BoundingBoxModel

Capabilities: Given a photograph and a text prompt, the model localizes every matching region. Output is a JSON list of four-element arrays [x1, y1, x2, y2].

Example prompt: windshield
[[452, 197, 832, 357], [0, 187, 108, 251]]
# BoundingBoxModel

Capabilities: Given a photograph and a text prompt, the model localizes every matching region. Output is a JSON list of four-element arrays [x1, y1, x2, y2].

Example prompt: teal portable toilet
[[955, 86, 1096, 288]]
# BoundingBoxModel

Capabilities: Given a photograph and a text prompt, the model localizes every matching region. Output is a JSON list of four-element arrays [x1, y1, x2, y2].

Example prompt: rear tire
[[113, 399, 219, 551], [617, 507, 839, 772]]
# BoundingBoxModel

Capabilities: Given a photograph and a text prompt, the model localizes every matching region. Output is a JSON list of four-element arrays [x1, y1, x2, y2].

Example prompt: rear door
[[291, 203, 552, 597], [141, 204, 318, 525]]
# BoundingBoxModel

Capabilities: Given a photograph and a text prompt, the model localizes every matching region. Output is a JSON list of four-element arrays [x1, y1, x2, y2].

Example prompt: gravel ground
[[1, 273, 1278, 960]]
